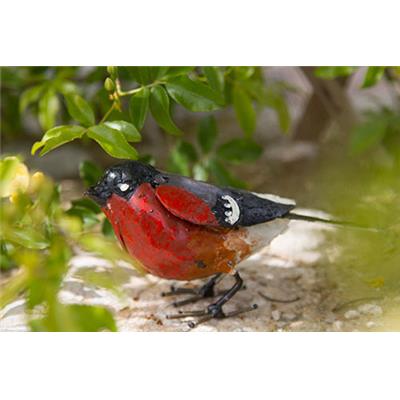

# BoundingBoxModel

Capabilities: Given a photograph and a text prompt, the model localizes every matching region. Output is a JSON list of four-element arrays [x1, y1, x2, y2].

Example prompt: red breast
[[102, 183, 251, 280]]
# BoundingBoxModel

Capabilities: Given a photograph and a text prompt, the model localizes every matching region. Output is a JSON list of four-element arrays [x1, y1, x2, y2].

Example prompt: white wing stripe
[[221, 195, 240, 225], [252, 192, 296, 206]]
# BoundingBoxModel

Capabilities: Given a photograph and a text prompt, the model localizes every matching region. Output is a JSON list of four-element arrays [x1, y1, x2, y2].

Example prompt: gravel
[[271, 310, 281, 321], [344, 310, 361, 320], [332, 321, 344, 331], [0, 217, 387, 332], [358, 304, 383, 316]]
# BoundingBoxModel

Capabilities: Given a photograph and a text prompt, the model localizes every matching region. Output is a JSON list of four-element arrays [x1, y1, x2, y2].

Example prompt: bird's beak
[[85, 184, 110, 207]]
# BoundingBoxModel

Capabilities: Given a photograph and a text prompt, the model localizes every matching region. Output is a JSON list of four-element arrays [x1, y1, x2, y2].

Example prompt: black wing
[[213, 188, 296, 227], [153, 172, 296, 228]]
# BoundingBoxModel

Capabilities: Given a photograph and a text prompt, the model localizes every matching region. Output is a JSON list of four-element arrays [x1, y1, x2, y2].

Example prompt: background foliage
[[1, 66, 400, 331]]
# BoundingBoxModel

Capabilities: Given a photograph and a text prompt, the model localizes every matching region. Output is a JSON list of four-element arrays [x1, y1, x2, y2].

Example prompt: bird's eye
[[118, 183, 130, 192]]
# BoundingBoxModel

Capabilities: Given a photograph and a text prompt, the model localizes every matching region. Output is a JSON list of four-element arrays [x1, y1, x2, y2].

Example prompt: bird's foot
[[161, 276, 246, 308], [161, 274, 223, 307], [166, 303, 258, 329], [161, 286, 199, 297], [166, 272, 254, 328]]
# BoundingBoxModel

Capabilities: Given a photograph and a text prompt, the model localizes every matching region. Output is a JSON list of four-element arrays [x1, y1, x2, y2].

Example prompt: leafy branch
[[25, 66, 293, 180], [0, 157, 145, 331]]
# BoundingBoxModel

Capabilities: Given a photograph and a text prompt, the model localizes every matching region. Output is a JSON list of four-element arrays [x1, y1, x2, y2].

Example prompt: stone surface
[[0, 218, 387, 332], [358, 304, 383, 316], [271, 310, 281, 321], [344, 310, 361, 320]]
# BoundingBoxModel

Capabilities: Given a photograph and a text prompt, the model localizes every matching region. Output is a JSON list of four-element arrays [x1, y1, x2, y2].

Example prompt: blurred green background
[[1, 66, 400, 331]]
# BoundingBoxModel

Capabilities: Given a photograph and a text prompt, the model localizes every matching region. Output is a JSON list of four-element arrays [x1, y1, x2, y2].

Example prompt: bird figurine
[[87, 161, 337, 328]]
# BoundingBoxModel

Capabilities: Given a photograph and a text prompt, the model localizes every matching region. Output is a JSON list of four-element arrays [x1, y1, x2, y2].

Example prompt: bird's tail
[[286, 212, 378, 232]]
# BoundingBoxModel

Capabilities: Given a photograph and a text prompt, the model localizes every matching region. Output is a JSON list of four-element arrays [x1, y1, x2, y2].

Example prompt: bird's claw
[[161, 274, 223, 304], [172, 296, 203, 307], [162, 281, 246, 306], [166, 303, 258, 329], [161, 285, 197, 297]]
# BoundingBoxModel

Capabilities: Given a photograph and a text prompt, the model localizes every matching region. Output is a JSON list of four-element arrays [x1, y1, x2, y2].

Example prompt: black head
[[86, 161, 159, 206]]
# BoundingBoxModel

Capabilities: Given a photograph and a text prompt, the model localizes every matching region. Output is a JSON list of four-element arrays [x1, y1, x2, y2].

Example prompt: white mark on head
[[118, 183, 130, 192], [221, 195, 240, 225]]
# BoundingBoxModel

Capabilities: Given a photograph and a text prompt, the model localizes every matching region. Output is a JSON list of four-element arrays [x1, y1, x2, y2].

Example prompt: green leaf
[[87, 124, 138, 159], [193, 163, 208, 181], [233, 66, 256, 81], [19, 84, 45, 113], [79, 233, 144, 272], [0, 156, 20, 197], [217, 138, 262, 163], [273, 95, 290, 133], [164, 67, 195, 78], [170, 141, 198, 176], [32, 125, 86, 156], [150, 86, 182, 135], [350, 117, 388, 154], [241, 81, 291, 134], [67, 304, 117, 332], [0, 248, 15, 271], [30, 304, 117, 332], [264, 89, 291, 133], [0, 260, 29, 310], [74, 267, 129, 295], [55, 80, 78, 95], [314, 66, 358, 79], [104, 121, 141, 142], [208, 159, 246, 189], [178, 141, 198, 162], [65, 94, 95, 127], [70, 198, 101, 214], [102, 218, 115, 238], [138, 154, 156, 165], [233, 85, 256, 137], [0, 242, 13, 271], [165, 76, 224, 112], [0, 265, 27, 307], [2, 227, 49, 250], [203, 67, 224, 93], [128, 67, 169, 84], [362, 67, 386, 88], [234, 67, 256, 80], [67, 198, 100, 228], [38, 90, 60, 131], [197, 115, 218, 153], [79, 160, 103, 187], [129, 87, 150, 130]]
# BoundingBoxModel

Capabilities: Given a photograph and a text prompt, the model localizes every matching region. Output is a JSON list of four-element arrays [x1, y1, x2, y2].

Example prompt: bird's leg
[[161, 287, 196, 297], [161, 274, 223, 307], [166, 272, 258, 328], [206, 271, 244, 318], [187, 304, 258, 329], [170, 274, 224, 307]]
